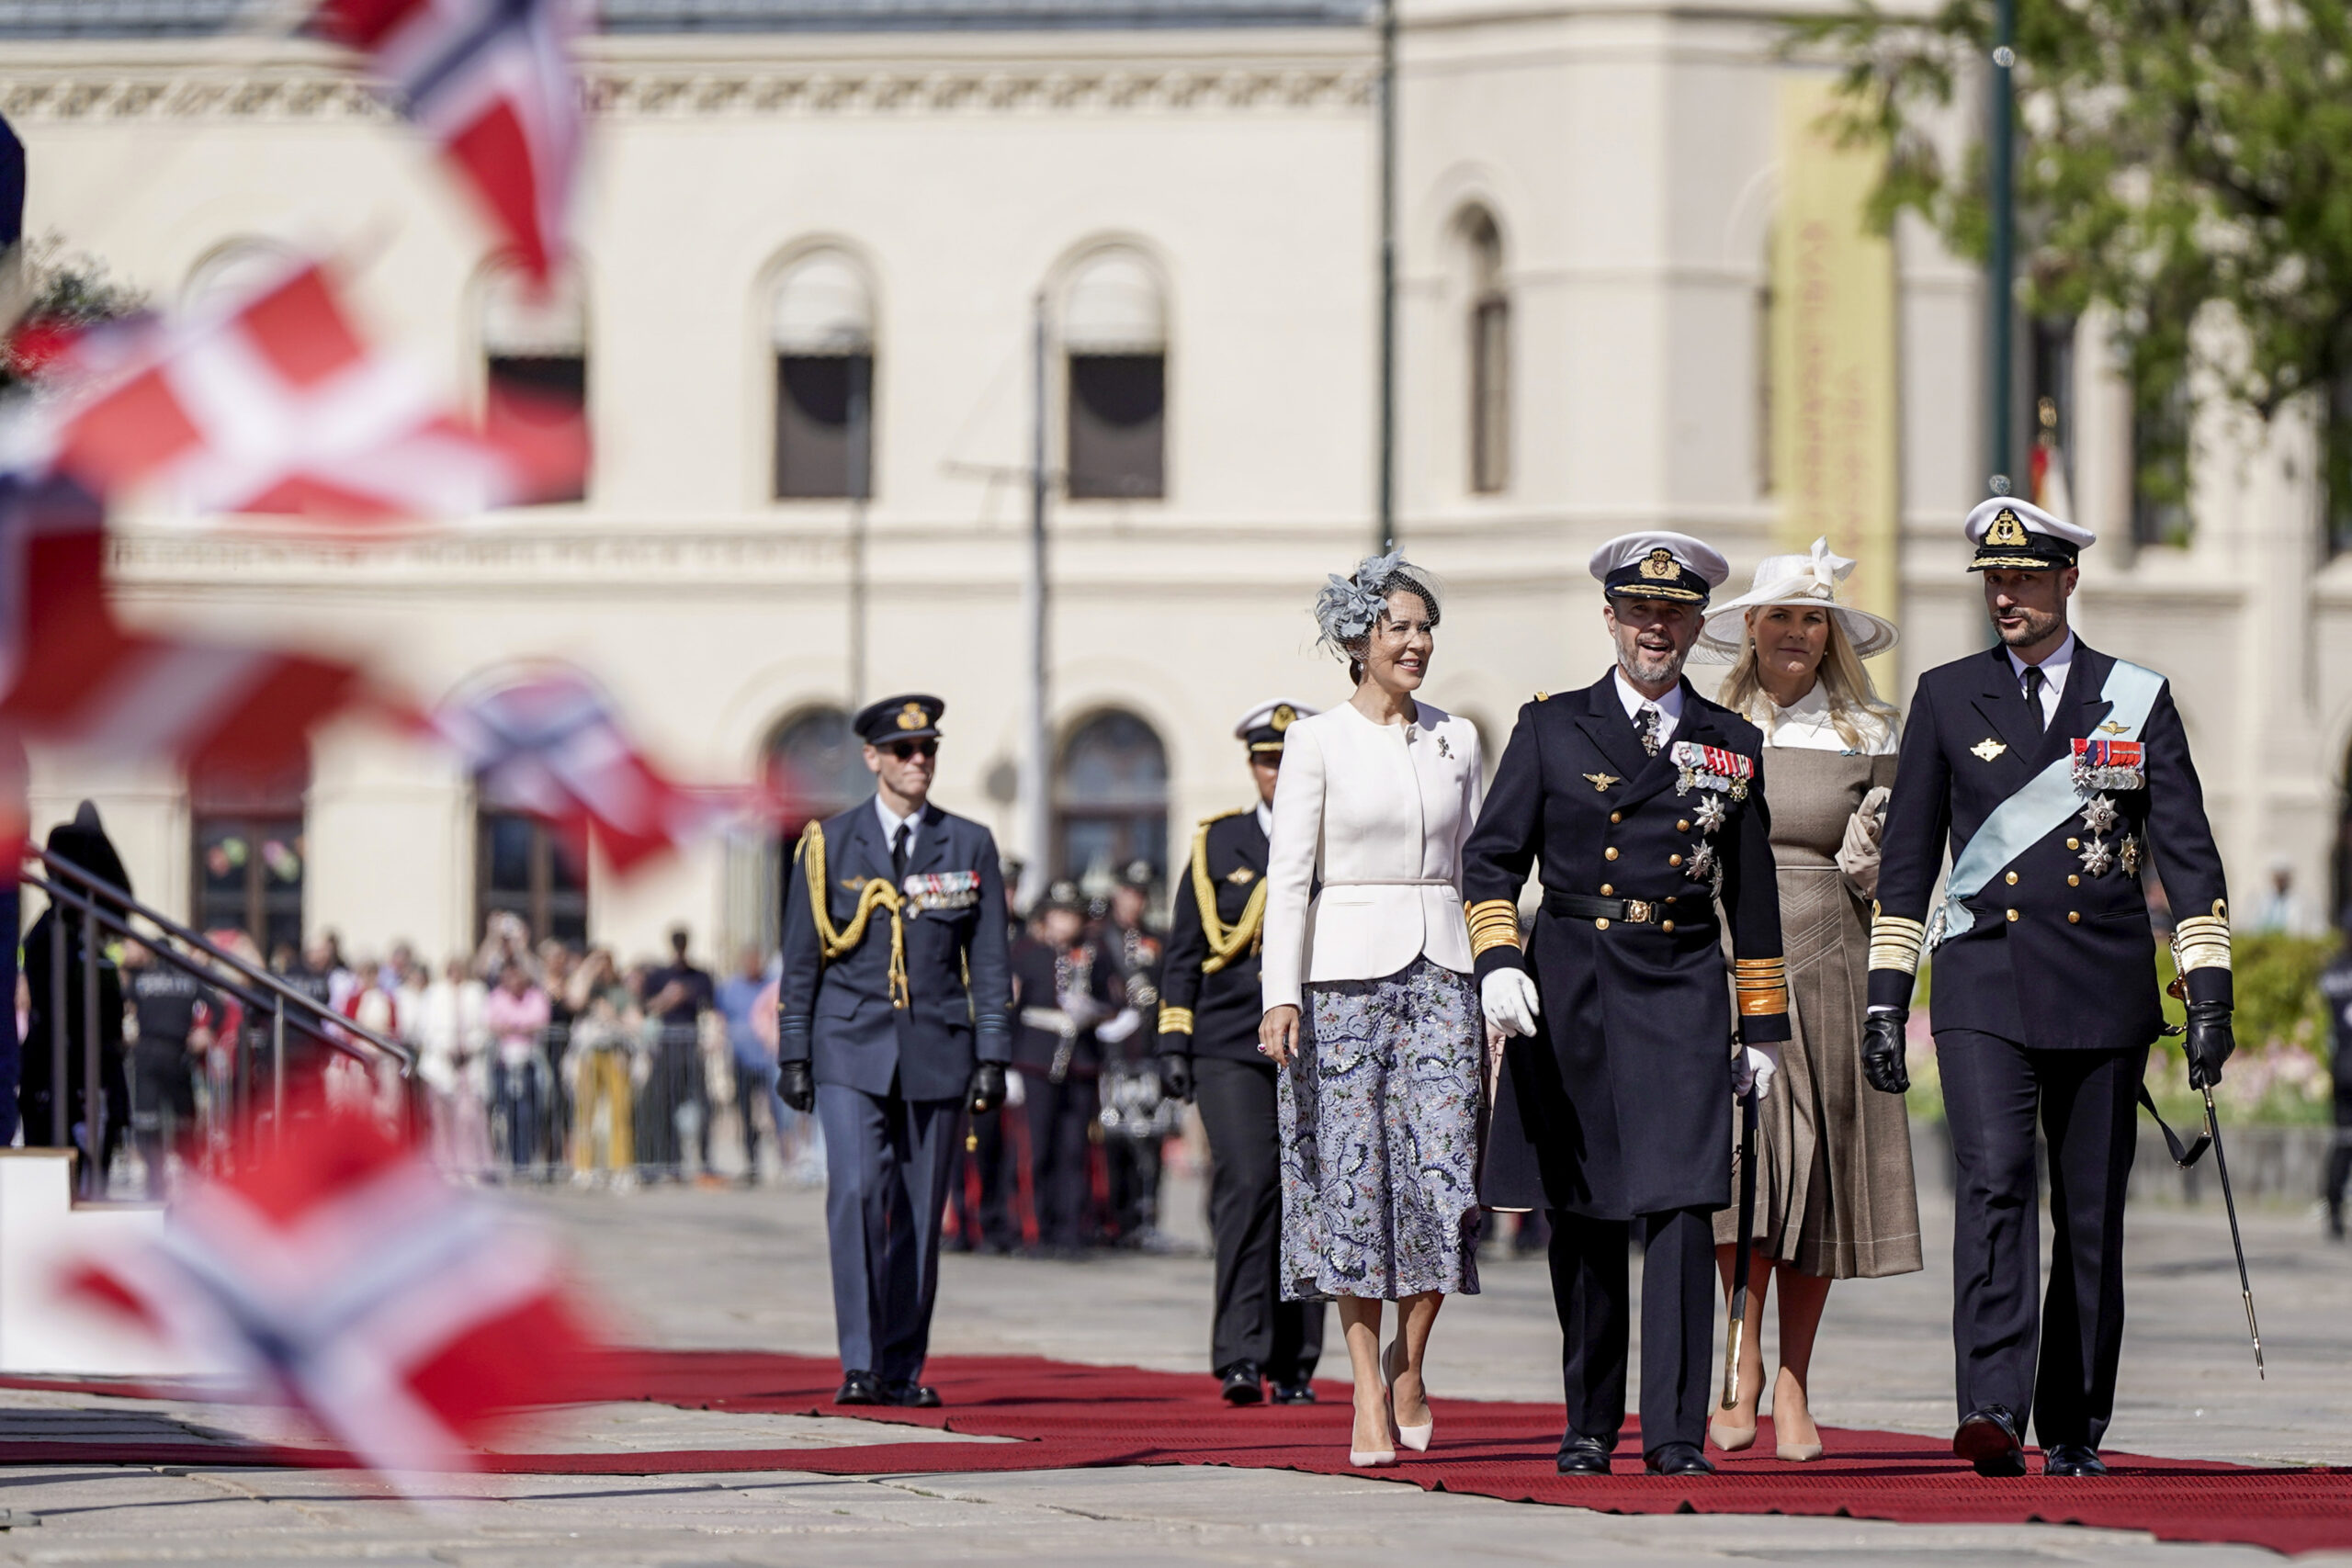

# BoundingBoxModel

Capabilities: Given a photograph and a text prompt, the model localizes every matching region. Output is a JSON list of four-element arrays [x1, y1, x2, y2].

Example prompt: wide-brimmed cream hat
[[1695, 537, 1900, 661]]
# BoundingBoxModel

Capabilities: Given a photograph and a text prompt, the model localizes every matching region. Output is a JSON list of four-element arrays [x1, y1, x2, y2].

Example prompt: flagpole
[[1985, 0, 2017, 496], [1018, 294, 1051, 910], [1374, 0, 1398, 554], [846, 352, 871, 714]]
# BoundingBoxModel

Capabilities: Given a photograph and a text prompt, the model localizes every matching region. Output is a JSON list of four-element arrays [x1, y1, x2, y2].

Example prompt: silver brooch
[[2079, 837, 2114, 877], [1685, 841, 1716, 883], [1693, 795, 1728, 836], [1436, 734, 1453, 760], [2079, 794, 2119, 835]]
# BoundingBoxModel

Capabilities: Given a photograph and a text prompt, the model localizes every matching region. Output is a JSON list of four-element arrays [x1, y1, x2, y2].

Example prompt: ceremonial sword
[[2164, 963, 2264, 1380], [1720, 1077, 1759, 1413]]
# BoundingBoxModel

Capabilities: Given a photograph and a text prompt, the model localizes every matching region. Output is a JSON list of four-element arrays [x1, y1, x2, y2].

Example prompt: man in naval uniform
[[1154, 699, 1328, 1407], [777, 694, 1012, 1408], [1464, 534, 1790, 1479], [1861, 499, 2234, 1478]]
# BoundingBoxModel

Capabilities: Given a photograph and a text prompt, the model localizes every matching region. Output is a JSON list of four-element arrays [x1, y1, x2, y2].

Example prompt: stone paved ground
[[0, 1170, 2343, 1565]]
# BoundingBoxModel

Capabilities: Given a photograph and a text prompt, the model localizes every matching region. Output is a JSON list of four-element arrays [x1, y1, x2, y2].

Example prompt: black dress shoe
[[882, 1380, 943, 1408], [1953, 1404, 2027, 1477], [1556, 1432, 1613, 1475], [1219, 1361, 1265, 1406], [2043, 1442, 2108, 1477], [1643, 1441, 1715, 1476], [834, 1370, 882, 1405], [1269, 1378, 1317, 1405]]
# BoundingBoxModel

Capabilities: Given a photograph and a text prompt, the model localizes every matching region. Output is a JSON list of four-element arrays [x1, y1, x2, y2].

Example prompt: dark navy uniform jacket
[[778, 799, 1012, 1103], [1866, 641, 2231, 1049], [1464, 674, 1789, 1219], [1155, 808, 1271, 1066]]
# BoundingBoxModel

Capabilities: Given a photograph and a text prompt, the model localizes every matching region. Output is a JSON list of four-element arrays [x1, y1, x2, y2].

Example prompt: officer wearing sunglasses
[[777, 694, 1013, 1410]]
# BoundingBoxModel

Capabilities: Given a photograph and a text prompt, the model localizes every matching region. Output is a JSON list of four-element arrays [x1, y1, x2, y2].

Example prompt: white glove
[[1734, 1043, 1781, 1103], [1481, 969, 1542, 1038]]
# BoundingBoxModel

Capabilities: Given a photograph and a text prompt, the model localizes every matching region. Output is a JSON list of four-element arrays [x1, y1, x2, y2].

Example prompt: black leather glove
[[1157, 1053, 1194, 1104], [1860, 1009, 1910, 1096], [2185, 1000, 2235, 1089], [777, 1059, 815, 1114], [967, 1061, 1008, 1116]]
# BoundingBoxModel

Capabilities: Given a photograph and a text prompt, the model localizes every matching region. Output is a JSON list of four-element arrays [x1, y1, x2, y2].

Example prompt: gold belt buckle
[[1623, 899, 1654, 923]]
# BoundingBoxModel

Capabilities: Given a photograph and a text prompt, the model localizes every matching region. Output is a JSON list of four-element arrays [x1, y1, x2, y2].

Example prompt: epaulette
[[1534, 691, 1551, 703], [1198, 807, 1251, 829]]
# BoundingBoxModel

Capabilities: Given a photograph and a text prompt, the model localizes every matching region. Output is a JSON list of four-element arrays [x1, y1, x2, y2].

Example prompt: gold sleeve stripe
[[1733, 957, 1788, 1016], [1157, 1006, 1195, 1035], [1737, 986, 1789, 1017], [2175, 913, 2233, 975], [1468, 897, 1521, 957], [1869, 911, 1928, 976]]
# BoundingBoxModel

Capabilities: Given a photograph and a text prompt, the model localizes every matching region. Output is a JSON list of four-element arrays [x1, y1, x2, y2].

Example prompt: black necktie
[[1635, 705, 1661, 757], [891, 822, 910, 882], [2022, 665, 2047, 732]]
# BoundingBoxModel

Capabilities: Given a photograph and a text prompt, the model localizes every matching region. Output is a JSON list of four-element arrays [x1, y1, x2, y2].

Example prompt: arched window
[[191, 750, 308, 956], [772, 250, 876, 501], [1459, 209, 1510, 495], [481, 262, 589, 504], [765, 706, 872, 837], [1054, 709, 1167, 887], [1063, 252, 1166, 501], [184, 239, 298, 314]]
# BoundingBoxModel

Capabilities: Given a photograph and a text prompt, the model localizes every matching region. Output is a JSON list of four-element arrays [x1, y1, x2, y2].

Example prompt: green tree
[[0, 233, 145, 393], [1807, 0, 2352, 524]]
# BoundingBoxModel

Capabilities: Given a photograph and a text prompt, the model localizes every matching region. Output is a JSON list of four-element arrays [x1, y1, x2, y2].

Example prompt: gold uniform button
[[2005, 871, 2018, 886], [2067, 874, 2080, 887], [2068, 911, 2080, 923], [1600, 884, 1613, 897], [1677, 820, 1691, 832], [1669, 854, 1684, 867], [1605, 847, 1619, 861], [1661, 920, 1676, 933], [1610, 812, 1623, 824], [2066, 837, 2079, 850], [1595, 918, 1611, 931], [2006, 908, 2019, 922]]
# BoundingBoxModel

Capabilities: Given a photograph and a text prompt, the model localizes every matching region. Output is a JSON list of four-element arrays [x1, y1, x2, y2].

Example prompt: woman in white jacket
[[1259, 550, 1486, 1469]]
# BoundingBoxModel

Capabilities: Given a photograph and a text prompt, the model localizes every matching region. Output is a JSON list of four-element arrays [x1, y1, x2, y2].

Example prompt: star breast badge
[[1583, 773, 1619, 793], [1971, 739, 2007, 762], [2080, 794, 2120, 834], [1693, 795, 1728, 835]]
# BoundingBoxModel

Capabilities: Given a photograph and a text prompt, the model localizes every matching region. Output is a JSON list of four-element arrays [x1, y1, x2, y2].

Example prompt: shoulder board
[[1198, 807, 1252, 828], [1534, 691, 1550, 703]]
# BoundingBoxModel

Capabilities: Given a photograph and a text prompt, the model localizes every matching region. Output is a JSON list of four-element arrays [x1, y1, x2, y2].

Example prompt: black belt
[[1544, 892, 1713, 930]]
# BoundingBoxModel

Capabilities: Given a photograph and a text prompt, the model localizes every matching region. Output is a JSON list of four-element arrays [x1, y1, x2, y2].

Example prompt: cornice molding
[[0, 59, 1374, 121]]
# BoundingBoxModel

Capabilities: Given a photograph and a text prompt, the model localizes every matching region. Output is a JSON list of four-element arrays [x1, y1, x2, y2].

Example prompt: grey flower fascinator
[[1312, 548, 1441, 660]]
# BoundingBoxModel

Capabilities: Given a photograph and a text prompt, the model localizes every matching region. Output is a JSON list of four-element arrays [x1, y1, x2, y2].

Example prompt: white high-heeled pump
[[1382, 1338, 1433, 1453]]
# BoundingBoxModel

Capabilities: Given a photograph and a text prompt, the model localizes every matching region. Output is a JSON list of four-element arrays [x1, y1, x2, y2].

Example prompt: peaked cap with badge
[[854, 693, 945, 744], [1589, 532, 1732, 606], [1864, 497, 2233, 1461]]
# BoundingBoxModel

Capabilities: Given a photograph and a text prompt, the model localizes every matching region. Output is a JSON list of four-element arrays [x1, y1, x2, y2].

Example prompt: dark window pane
[[775, 354, 872, 500], [1054, 710, 1167, 882], [485, 814, 536, 896], [487, 355, 588, 503], [2328, 371, 2352, 559], [192, 814, 303, 949], [476, 810, 591, 946], [1471, 296, 1510, 494], [1067, 353, 1164, 500], [2132, 371, 2191, 547], [2029, 319, 2074, 509]]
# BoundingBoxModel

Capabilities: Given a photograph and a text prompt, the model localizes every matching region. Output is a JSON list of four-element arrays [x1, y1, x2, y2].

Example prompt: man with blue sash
[[1861, 499, 2235, 1478], [777, 694, 1012, 1409]]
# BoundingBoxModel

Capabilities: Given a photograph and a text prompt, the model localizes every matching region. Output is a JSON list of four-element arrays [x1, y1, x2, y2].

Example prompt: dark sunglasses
[[888, 739, 939, 761]]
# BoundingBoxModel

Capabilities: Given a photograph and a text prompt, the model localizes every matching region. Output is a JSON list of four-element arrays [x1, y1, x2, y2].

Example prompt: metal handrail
[[28, 844, 416, 1075]]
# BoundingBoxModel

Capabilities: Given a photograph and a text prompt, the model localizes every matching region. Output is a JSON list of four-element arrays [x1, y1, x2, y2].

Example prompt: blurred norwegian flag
[[41, 260, 585, 525], [0, 469, 360, 781], [431, 667, 735, 874], [66, 1089, 604, 1484], [316, 0, 583, 285]]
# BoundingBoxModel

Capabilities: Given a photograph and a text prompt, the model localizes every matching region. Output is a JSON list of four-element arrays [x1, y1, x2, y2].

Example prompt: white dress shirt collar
[[874, 795, 919, 861], [1612, 668, 1685, 748], [1255, 800, 1274, 839], [2007, 630, 2076, 726]]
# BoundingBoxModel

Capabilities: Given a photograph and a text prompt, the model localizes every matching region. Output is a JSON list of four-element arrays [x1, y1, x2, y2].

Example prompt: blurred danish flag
[[66, 1090, 603, 1485], [42, 260, 584, 524], [316, 0, 583, 284], [432, 667, 735, 874]]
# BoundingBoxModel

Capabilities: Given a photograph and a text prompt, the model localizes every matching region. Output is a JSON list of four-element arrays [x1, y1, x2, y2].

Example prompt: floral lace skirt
[[1279, 957, 1483, 1302]]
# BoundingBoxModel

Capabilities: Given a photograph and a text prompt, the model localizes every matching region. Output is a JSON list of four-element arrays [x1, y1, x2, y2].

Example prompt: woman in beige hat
[[1697, 537, 1922, 1461]]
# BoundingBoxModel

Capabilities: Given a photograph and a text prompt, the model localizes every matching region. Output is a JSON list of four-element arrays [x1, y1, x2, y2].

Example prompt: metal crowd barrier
[[20, 843, 420, 1188]]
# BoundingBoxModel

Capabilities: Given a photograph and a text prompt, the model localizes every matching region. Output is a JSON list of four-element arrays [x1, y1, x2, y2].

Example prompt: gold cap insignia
[[896, 702, 928, 730], [1984, 508, 2030, 547], [1272, 705, 1295, 732], [1638, 547, 1681, 581], [1971, 738, 2007, 761]]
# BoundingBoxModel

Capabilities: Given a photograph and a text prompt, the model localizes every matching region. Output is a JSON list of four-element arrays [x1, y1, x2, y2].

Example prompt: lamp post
[[1985, 0, 2018, 496], [1375, 0, 1398, 553], [1019, 294, 1052, 909]]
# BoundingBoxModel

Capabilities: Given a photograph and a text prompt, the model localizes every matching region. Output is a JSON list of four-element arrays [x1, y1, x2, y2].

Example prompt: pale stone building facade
[[5, 0, 2346, 964]]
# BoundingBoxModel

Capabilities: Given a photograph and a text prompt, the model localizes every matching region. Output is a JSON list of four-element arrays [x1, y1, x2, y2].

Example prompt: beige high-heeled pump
[[1708, 1414, 1758, 1452], [1382, 1338, 1433, 1453]]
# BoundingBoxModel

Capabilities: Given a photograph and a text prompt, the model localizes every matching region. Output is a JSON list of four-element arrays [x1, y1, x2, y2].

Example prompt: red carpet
[[5, 1350, 2346, 1556]]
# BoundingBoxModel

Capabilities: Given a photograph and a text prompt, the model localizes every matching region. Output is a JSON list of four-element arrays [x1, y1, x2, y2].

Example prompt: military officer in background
[[1862, 499, 2235, 1479], [1155, 700, 1328, 1406], [1010, 881, 1114, 1256], [1095, 861, 1170, 1247], [1466, 534, 1790, 1479], [778, 694, 1012, 1408]]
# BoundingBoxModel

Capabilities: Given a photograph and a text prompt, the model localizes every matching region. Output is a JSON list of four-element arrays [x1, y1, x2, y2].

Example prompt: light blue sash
[[1937, 659, 2165, 942]]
